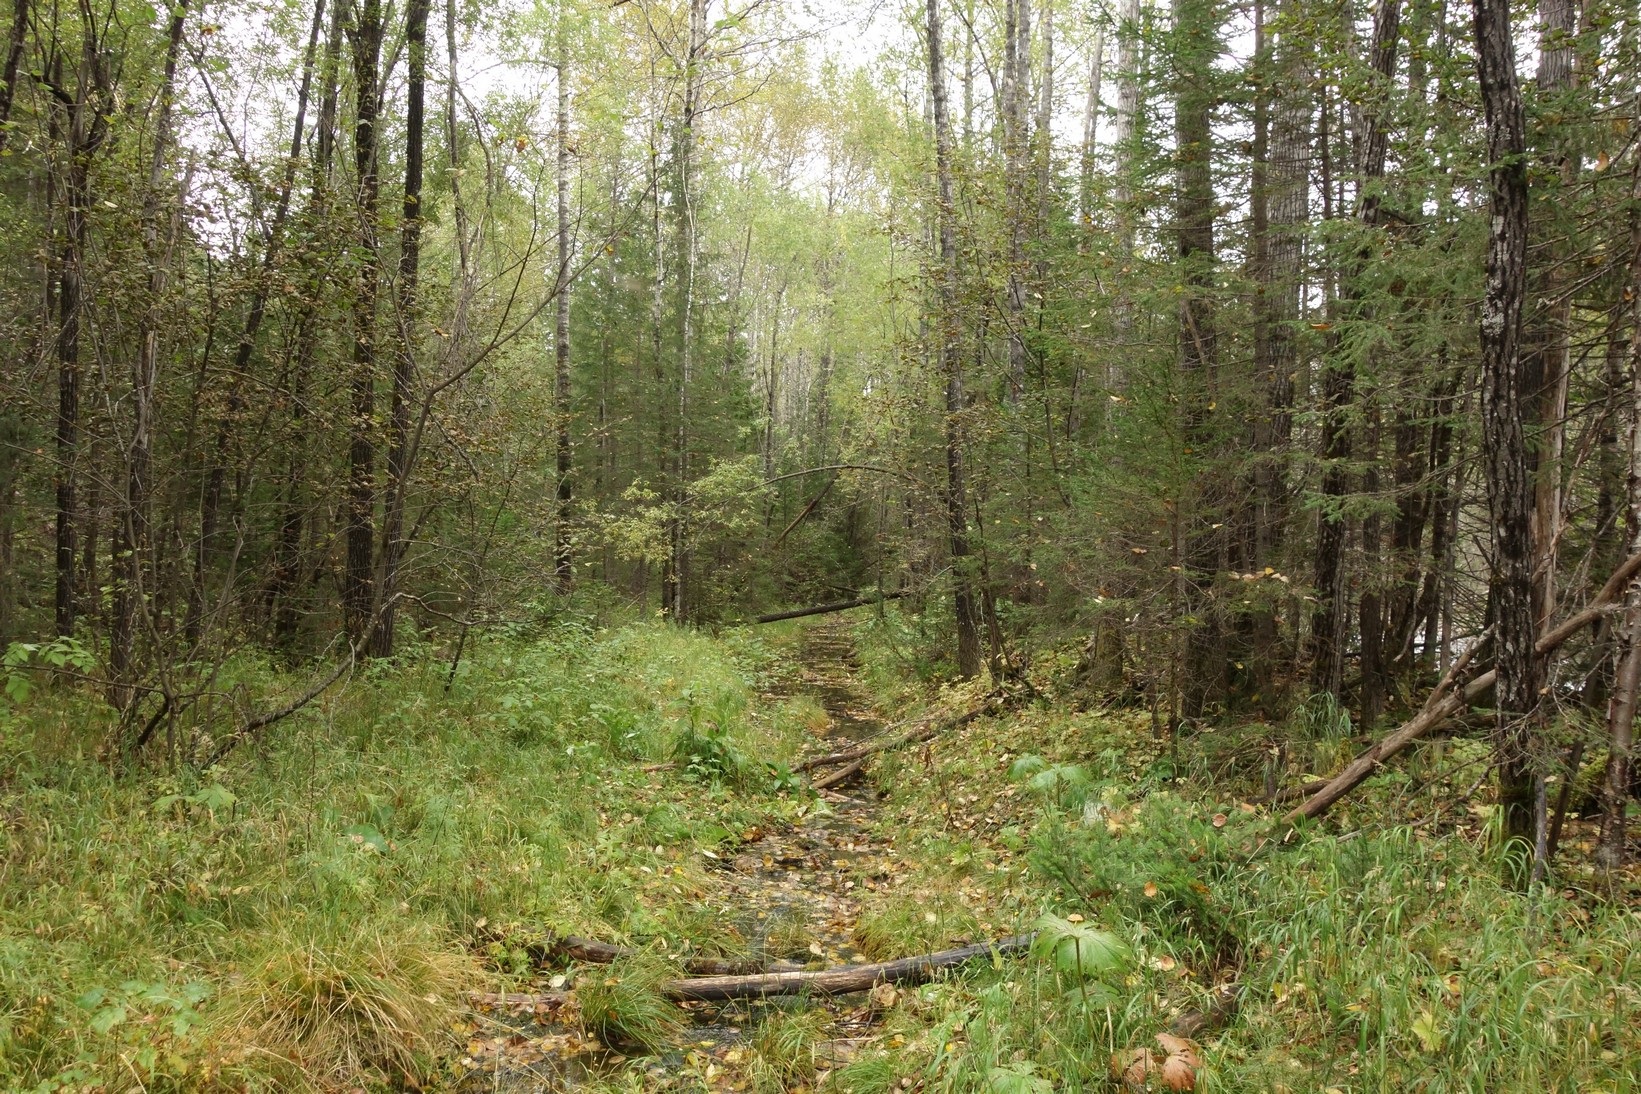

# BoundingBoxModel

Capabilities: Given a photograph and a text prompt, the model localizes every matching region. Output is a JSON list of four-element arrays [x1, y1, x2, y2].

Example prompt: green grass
[[829, 640, 1641, 1094], [575, 955, 683, 1054], [0, 619, 807, 1091]]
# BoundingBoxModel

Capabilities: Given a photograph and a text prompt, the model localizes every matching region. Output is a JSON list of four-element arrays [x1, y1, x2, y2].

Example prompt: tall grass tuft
[[206, 919, 474, 1089]]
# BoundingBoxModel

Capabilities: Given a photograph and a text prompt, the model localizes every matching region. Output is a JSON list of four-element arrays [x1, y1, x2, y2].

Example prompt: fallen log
[[1283, 550, 1641, 827], [754, 590, 908, 625], [468, 989, 570, 1011], [811, 756, 867, 791], [1245, 780, 1329, 808], [661, 933, 1035, 1001], [533, 934, 802, 977], [1167, 983, 1241, 1039], [796, 700, 998, 772], [466, 934, 1035, 1011]]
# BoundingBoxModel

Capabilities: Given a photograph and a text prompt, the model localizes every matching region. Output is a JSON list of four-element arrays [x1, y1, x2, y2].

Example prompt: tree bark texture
[[372, 0, 430, 658], [1473, 0, 1540, 851], [1597, 137, 1641, 868], [344, 0, 385, 641], [553, 24, 574, 593], [926, 0, 984, 679]]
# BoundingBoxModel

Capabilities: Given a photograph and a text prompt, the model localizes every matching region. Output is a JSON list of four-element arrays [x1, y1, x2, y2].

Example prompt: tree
[[1473, 0, 1538, 857], [373, 0, 432, 658], [553, 9, 574, 593], [345, 0, 385, 641], [926, 0, 983, 678]]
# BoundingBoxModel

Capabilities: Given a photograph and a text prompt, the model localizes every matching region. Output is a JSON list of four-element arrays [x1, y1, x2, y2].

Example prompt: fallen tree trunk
[[469, 989, 570, 1011], [532, 934, 802, 977], [754, 591, 908, 625], [661, 933, 1035, 1001], [1167, 983, 1241, 1039], [1283, 550, 1641, 826], [467, 934, 1035, 1011], [796, 700, 999, 772], [1245, 780, 1330, 808], [811, 756, 866, 791]]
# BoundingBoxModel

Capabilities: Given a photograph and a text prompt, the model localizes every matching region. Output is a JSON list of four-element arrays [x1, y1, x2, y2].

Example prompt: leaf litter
[[455, 621, 921, 1091]]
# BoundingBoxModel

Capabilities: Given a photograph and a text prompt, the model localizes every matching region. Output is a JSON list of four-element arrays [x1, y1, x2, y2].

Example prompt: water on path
[[458, 620, 897, 1091]]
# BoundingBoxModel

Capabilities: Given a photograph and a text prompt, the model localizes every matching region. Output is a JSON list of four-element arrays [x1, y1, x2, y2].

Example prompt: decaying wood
[[661, 933, 1035, 1001], [796, 699, 999, 772], [1166, 983, 1241, 1039], [811, 756, 866, 791], [467, 934, 1034, 1011], [1245, 779, 1330, 807], [1283, 551, 1641, 826], [468, 989, 570, 1011], [754, 590, 908, 625], [530, 934, 802, 976]]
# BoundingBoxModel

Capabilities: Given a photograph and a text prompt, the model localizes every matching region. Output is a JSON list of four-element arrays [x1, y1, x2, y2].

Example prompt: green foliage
[[1029, 914, 1130, 982], [575, 956, 682, 1054], [853, 894, 983, 961], [747, 1005, 829, 1093], [0, 621, 799, 1090], [1, 638, 95, 710]]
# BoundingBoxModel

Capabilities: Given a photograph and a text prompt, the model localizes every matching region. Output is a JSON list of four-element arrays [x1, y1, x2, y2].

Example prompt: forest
[[0, 0, 1638, 1089]]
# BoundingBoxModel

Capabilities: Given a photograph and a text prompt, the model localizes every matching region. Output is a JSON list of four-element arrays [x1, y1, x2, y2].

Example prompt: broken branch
[[1281, 551, 1641, 826]]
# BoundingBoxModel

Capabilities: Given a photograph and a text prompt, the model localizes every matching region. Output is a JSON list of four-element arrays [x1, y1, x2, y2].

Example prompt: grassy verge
[[0, 620, 811, 1091], [832, 611, 1641, 1094]]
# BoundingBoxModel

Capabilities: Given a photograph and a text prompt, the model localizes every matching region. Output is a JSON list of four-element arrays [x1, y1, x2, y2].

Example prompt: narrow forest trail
[[462, 619, 909, 1091]]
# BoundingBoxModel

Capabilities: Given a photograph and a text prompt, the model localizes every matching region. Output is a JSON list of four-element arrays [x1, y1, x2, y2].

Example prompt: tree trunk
[[112, 2, 189, 713], [1524, 0, 1579, 629], [52, 39, 111, 638], [271, 0, 341, 650], [1111, 0, 1142, 259], [344, 0, 385, 641], [666, 0, 706, 624], [1310, 0, 1400, 700], [1078, 21, 1105, 239], [553, 23, 574, 593], [1473, 0, 1539, 858], [1596, 135, 1641, 868], [0, 0, 26, 155], [1003, 0, 1031, 404], [372, 0, 429, 658], [926, 0, 984, 679], [1245, 0, 1307, 705], [1174, 0, 1222, 719]]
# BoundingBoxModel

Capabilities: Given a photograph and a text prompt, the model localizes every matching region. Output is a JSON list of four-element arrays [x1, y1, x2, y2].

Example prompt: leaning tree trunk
[[1473, 0, 1540, 859], [926, 0, 984, 679]]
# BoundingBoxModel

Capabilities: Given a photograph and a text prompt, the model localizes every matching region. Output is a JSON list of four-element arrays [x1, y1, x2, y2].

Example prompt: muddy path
[[458, 619, 901, 1090]]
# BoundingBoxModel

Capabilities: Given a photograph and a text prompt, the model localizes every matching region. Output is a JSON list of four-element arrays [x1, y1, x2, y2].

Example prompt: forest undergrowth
[[1, 611, 1637, 1093]]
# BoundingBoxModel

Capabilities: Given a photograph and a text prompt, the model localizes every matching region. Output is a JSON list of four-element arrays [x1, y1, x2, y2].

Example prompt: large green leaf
[[1031, 914, 1130, 980]]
